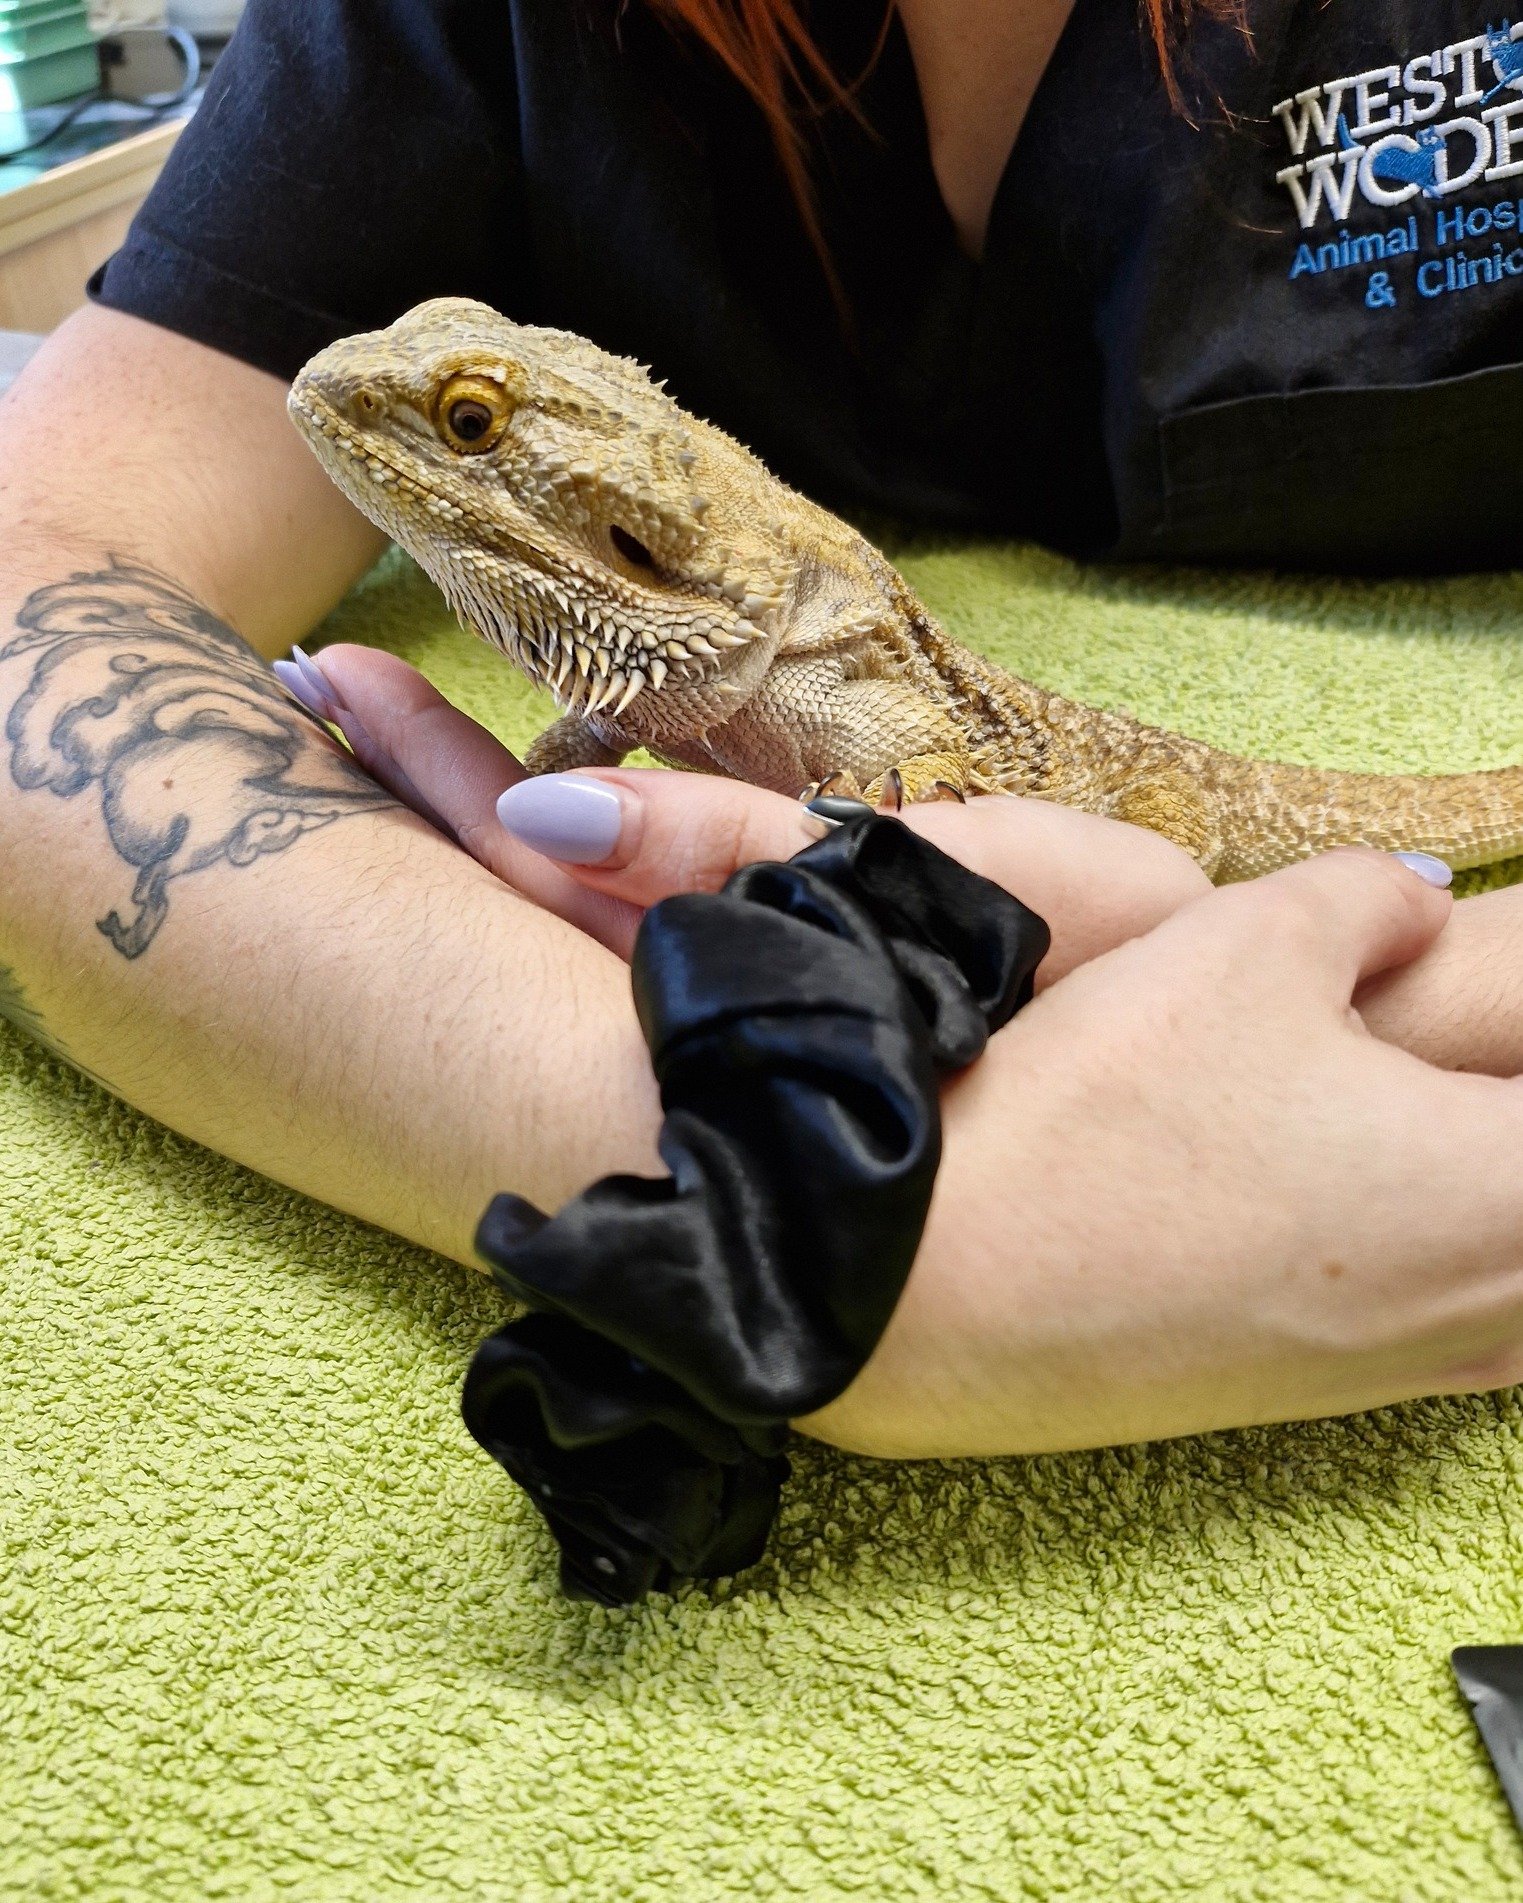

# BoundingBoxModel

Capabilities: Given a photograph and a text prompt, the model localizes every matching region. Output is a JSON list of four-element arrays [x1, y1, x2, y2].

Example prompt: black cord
[[0, 28, 202, 165], [0, 89, 109, 166]]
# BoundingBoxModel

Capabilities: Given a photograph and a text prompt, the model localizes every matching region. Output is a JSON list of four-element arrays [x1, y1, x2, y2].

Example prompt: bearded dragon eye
[[435, 372, 516, 453], [449, 401, 493, 441]]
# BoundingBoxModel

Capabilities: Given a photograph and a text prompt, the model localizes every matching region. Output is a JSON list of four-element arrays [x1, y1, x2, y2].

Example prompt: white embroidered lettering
[[1484, 99, 1523, 180], [1273, 85, 1350, 156], [1350, 66, 1403, 137], [1402, 51, 1448, 125], [1277, 148, 1363, 227], [1445, 35, 1491, 107], [1435, 115, 1493, 192]]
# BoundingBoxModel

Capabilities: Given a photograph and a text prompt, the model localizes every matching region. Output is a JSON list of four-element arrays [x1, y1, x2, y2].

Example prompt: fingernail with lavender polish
[[272, 657, 336, 722], [496, 775, 625, 864], [1392, 851, 1453, 888], [292, 644, 344, 712]]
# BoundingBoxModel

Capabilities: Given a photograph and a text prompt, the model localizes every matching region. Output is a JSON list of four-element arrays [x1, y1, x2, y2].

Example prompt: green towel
[[7, 542, 1523, 1901]]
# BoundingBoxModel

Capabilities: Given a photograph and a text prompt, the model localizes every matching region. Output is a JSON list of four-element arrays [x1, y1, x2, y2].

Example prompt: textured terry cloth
[[8, 543, 1523, 1901]]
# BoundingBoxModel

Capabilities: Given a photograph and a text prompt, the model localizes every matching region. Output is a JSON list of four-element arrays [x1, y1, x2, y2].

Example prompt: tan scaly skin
[[289, 298, 1523, 881]]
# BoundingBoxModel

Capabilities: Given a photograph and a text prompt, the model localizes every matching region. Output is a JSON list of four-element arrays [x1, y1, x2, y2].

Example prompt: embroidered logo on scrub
[[1277, 20, 1523, 301]]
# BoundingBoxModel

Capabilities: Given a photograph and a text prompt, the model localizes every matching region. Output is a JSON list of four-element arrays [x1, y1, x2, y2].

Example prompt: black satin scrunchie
[[462, 815, 1050, 1605]]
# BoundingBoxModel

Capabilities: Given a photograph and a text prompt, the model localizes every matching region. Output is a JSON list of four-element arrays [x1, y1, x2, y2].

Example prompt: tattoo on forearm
[[1, 558, 394, 959]]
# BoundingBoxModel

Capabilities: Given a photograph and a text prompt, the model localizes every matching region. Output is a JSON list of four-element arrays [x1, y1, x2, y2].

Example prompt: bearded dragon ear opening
[[609, 526, 655, 567]]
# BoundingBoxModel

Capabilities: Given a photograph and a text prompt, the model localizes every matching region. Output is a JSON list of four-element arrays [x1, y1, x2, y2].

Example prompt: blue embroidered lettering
[[1436, 204, 1467, 243], [1277, 24, 1523, 295]]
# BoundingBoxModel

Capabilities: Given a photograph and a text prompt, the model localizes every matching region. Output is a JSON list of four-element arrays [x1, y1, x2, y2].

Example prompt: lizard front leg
[[702, 659, 979, 803], [524, 715, 628, 777]]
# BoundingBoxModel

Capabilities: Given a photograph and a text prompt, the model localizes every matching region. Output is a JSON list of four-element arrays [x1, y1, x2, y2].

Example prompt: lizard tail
[[911, 634, 1523, 883], [1204, 752, 1523, 882]]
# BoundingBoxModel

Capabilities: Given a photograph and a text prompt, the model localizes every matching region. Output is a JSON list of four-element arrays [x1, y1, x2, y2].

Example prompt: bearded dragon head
[[288, 298, 795, 731]]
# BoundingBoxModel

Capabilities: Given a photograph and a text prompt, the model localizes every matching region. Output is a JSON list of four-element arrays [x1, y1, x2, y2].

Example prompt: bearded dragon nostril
[[352, 386, 385, 422]]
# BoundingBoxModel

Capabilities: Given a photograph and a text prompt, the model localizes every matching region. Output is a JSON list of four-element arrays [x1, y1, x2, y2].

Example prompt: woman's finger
[[495, 767, 1216, 986], [904, 794, 1212, 983], [1135, 845, 1454, 1017], [272, 642, 470, 837], [284, 642, 526, 839], [279, 644, 641, 953], [494, 766, 822, 905]]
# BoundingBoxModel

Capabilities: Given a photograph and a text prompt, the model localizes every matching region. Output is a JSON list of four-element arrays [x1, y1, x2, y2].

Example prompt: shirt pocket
[[1154, 359, 1523, 574]]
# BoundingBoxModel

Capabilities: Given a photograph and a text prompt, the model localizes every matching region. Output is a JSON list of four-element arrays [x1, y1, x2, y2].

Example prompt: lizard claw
[[929, 780, 967, 803], [877, 768, 904, 814], [799, 770, 858, 802]]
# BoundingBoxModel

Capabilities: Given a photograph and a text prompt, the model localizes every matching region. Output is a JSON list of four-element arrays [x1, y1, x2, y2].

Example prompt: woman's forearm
[[0, 545, 660, 1266]]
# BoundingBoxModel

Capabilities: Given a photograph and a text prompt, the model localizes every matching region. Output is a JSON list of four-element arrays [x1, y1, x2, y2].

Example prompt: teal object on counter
[[0, 7, 96, 61], [5, 544, 1523, 1898], [0, 0, 94, 114]]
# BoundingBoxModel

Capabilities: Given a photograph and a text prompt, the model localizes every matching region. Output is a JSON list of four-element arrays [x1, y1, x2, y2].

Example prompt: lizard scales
[[289, 298, 1523, 881]]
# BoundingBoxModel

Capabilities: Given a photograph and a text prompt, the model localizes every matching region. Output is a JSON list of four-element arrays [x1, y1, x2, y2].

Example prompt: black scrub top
[[91, 0, 1523, 573]]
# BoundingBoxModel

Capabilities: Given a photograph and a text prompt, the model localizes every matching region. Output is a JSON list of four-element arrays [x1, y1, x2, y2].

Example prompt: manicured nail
[[272, 656, 336, 722], [1392, 851, 1453, 888], [292, 644, 344, 710], [496, 774, 625, 864]]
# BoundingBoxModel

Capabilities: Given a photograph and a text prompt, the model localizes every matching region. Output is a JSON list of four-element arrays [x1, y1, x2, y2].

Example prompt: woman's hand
[[302, 643, 1212, 975], [810, 847, 1523, 1458]]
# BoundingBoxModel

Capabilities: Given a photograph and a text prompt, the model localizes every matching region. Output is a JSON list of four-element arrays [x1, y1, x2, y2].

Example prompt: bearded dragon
[[288, 297, 1523, 881]]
